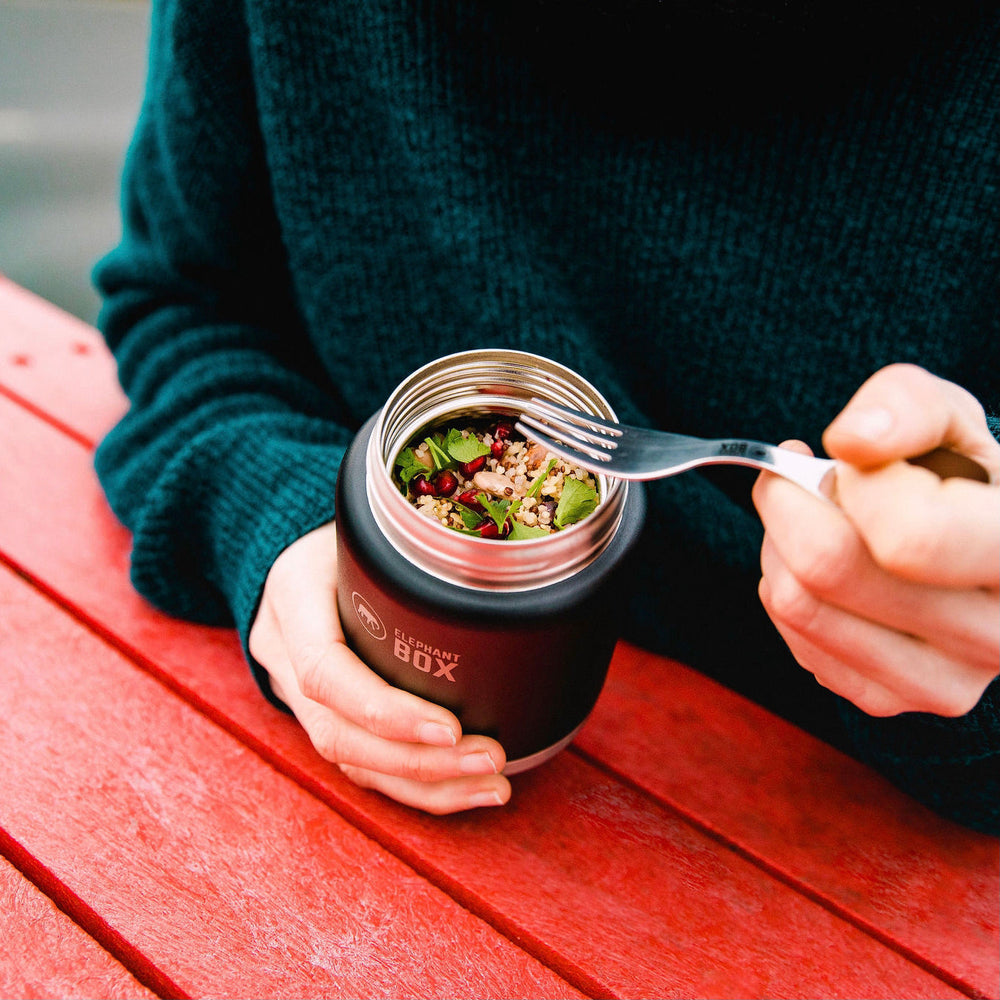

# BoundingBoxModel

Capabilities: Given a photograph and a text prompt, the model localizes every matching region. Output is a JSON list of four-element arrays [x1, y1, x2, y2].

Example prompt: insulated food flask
[[335, 349, 646, 772]]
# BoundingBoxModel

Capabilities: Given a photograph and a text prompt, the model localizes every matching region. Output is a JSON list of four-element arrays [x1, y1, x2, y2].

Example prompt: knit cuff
[[223, 435, 349, 704], [125, 414, 352, 702], [837, 679, 1000, 834]]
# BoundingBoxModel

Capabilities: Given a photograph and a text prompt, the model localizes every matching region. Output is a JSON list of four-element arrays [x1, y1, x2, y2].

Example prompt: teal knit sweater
[[94, 0, 999, 831]]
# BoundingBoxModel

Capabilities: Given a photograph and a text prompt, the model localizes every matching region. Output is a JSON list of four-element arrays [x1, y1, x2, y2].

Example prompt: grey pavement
[[0, 0, 150, 324]]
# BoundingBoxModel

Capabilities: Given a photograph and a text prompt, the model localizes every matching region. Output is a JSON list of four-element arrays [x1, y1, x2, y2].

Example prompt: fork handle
[[722, 441, 990, 501], [709, 442, 836, 499]]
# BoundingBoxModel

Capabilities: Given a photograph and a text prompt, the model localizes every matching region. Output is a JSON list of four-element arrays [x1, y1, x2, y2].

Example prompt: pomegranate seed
[[492, 421, 513, 440], [490, 439, 506, 459], [412, 474, 436, 496], [458, 455, 486, 476], [480, 518, 512, 539], [432, 469, 458, 497], [455, 490, 484, 512]]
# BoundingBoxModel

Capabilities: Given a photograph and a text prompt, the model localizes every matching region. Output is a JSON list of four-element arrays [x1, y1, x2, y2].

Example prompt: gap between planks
[[0, 549, 979, 1000], [0, 335, 989, 1000], [0, 546, 607, 1000], [0, 828, 188, 1000], [571, 743, 988, 1000]]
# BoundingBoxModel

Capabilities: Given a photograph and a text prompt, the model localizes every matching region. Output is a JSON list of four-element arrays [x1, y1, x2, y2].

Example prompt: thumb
[[822, 364, 997, 475]]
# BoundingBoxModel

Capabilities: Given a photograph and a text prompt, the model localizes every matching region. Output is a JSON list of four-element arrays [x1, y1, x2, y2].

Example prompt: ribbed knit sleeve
[[839, 683, 999, 834], [93, 0, 999, 831], [93, 0, 353, 695]]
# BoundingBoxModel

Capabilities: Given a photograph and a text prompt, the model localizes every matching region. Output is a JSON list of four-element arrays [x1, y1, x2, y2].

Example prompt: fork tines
[[513, 398, 621, 466]]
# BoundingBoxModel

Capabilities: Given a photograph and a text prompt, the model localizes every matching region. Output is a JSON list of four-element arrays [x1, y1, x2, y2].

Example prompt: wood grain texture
[[0, 395, 971, 1000], [0, 564, 581, 1000], [0, 856, 155, 1000], [576, 644, 1000, 999], [2, 279, 994, 999], [0, 275, 126, 446]]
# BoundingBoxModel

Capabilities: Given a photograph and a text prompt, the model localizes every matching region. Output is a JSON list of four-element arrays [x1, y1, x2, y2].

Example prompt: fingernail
[[418, 721, 457, 747], [468, 790, 505, 808], [460, 750, 498, 775], [834, 406, 894, 442]]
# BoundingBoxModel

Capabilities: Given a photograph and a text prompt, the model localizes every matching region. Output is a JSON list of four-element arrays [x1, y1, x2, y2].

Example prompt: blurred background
[[1, 0, 149, 324]]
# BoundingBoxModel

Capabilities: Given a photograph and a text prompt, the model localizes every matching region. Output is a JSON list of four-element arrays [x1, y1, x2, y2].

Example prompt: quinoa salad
[[394, 417, 600, 540]]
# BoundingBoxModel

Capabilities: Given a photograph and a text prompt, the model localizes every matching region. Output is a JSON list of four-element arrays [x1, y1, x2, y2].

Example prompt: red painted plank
[[1, 280, 992, 996], [0, 856, 156, 1000], [1, 289, 996, 997], [0, 274, 127, 446], [0, 396, 969, 999], [0, 563, 582, 1000], [576, 645, 1000, 999]]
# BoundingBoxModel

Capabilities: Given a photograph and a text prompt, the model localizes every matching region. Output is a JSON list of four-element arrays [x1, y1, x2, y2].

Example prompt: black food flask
[[335, 349, 646, 773]]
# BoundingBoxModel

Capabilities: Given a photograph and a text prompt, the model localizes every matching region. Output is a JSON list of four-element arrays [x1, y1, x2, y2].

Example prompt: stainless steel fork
[[514, 398, 989, 499]]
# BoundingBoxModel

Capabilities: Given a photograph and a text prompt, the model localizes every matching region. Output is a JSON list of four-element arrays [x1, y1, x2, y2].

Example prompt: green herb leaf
[[508, 521, 550, 540], [554, 477, 598, 529], [526, 458, 557, 499], [456, 506, 485, 530], [423, 435, 454, 471], [478, 494, 512, 532], [395, 447, 429, 486], [444, 428, 490, 463]]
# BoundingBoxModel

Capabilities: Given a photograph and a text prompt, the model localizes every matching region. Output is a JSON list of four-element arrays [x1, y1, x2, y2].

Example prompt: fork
[[514, 398, 989, 500]]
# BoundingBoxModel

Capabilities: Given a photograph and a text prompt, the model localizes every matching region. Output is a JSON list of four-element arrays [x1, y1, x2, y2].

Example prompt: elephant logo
[[352, 592, 386, 641]]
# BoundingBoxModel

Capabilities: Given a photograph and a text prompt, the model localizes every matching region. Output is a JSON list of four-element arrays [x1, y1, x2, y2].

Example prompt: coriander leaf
[[423, 435, 454, 471], [554, 477, 598, 529], [526, 458, 557, 499], [457, 506, 485, 530], [395, 447, 429, 486], [478, 494, 511, 531], [508, 521, 550, 540], [444, 428, 490, 463]]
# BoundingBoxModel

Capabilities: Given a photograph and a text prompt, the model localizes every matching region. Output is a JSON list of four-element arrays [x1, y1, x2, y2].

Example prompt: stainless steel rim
[[365, 349, 629, 591]]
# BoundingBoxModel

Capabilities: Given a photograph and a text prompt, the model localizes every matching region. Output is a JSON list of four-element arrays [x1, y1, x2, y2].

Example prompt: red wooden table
[[1, 273, 997, 1000]]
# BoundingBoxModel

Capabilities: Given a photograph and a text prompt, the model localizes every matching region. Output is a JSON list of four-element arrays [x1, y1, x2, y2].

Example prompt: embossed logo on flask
[[352, 592, 386, 641]]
